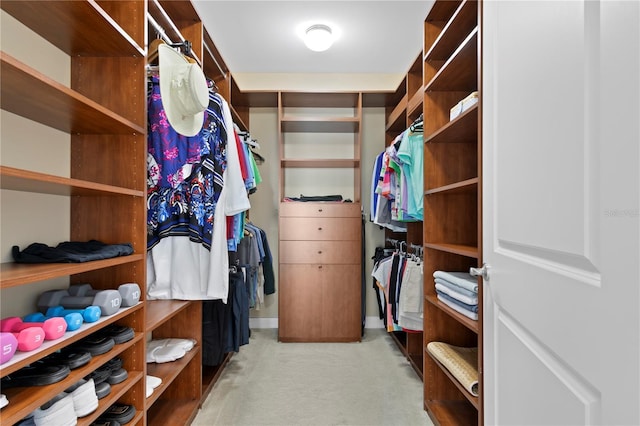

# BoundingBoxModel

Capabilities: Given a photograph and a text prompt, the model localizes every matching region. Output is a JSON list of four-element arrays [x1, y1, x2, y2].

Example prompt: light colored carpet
[[193, 328, 433, 426]]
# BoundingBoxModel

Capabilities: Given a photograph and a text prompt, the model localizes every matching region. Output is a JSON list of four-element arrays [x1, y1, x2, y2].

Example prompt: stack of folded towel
[[433, 271, 478, 320]]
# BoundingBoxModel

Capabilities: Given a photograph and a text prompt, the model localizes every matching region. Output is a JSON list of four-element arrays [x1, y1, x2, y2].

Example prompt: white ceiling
[[192, 1, 434, 75]]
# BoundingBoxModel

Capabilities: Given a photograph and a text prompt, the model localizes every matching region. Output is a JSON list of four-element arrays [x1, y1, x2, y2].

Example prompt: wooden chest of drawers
[[278, 202, 362, 342]]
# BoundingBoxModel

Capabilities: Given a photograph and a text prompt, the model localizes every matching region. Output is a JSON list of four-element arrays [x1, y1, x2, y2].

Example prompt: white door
[[482, 1, 639, 425]]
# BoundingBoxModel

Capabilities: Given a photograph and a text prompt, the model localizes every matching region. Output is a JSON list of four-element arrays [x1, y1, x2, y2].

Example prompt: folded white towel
[[437, 294, 478, 320], [433, 271, 478, 293], [435, 283, 478, 305]]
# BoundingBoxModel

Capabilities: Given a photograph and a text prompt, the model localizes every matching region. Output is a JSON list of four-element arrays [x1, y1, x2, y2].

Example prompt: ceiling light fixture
[[304, 24, 334, 52]]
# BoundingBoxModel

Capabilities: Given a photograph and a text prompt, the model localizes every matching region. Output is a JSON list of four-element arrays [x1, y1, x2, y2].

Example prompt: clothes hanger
[[147, 38, 165, 65]]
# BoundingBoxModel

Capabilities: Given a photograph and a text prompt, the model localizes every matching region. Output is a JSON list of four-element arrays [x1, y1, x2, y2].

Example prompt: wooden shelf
[[426, 349, 479, 408], [1, 305, 143, 375], [0, 166, 144, 197], [1, 53, 145, 135], [281, 92, 360, 108], [385, 94, 408, 132], [407, 88, 424, 118], [0, 1, 144, 57], [425, 399, 478, 425], [425, 295, 479, 333], [146, 346, 200, 407], [146, 396, 201, 426], [424, 242, 478, 258], [425, 27, 478, 92], [0, 254, 146, 290], [425, 0, 478, 62], [425, 104, 478, 144], [146, 299, 192, 331], [281, 117, 360, 133], [281, 158, 360, 168], [425, 178, 478, 195]]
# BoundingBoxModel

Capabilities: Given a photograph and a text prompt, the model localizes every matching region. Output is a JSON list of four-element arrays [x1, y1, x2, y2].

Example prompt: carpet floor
[[192, 328, 433, 426]]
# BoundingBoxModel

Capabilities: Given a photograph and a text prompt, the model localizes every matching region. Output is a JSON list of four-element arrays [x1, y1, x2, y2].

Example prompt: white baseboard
[[249, 316, 385, 329], [364, 316, 385, 329], [249, 317, 278, 329]]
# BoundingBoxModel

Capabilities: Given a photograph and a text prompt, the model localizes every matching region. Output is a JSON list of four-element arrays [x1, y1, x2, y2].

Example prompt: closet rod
[[148, 0, 202, 66], [203, 39, 227, 80], [150, 0, 185, 43], [147, 13, 172, 45]]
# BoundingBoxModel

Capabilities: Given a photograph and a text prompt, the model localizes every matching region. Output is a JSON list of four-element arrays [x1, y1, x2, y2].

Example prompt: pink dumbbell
[[0, 332, 18, 363], [0, 319, 44, 352], [1, 316, 66, 345]]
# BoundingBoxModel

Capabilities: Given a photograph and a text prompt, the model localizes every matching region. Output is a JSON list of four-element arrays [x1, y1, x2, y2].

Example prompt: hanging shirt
[[396, 130, 424, 220], [146, 88, 249, 302]]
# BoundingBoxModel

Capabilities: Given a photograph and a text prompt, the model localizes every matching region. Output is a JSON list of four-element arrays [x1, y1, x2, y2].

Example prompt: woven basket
[[427, 342, 478, 396]]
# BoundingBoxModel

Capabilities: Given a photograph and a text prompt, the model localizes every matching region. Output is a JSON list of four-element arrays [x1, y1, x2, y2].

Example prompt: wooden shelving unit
[[0, 0, 147, 424], [146, 301, 202, 426], [422, 0, 483, 424], [381, 52, 425, 378], [277, 92, 363, 343], [1, 1, 247, 424]]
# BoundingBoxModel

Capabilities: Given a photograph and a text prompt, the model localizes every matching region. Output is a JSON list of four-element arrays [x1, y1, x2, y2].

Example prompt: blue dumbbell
[[23, 311, 84, 332], [45, 305, 101, 324]]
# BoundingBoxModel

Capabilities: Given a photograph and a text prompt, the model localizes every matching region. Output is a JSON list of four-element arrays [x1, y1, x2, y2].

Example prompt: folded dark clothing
[[284, 194, 349, 202], [12, 240, 133, 263]]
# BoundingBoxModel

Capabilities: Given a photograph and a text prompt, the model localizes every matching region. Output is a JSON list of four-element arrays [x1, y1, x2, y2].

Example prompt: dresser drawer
[[279, 263, 361, 342], [279, 202, 361, 218], [280, 240, 360, 264], [279, 217, 361, 241]]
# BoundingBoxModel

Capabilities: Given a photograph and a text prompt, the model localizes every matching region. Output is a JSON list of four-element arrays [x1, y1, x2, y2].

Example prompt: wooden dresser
[[278, 202, 362, 342]]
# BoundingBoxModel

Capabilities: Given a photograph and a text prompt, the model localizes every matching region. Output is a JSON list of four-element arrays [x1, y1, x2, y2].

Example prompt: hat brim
[[159, 44, 205, 137]]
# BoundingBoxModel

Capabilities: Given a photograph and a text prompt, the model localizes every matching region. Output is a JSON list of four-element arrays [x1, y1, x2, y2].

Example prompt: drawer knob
[[318, 227, 322, 231], [318, 265, 323, 269], [318, 209, 323, 212], [318, 250, 322, 254]]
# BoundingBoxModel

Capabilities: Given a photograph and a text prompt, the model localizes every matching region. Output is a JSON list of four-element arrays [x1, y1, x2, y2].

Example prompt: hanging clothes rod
[[203, 39, 227, 80], [386, 237, 399, 246], [150, 0, 185, 44], [147, 13, 172, 45], [147, 0, 202, 66]]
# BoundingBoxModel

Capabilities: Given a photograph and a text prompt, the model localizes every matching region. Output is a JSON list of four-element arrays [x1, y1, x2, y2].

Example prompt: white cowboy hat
[[159, 44, 208, 137]]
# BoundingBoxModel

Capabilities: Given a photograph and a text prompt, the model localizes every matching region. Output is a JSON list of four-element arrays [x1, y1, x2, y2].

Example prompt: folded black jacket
[[12, 240, 133, 263]]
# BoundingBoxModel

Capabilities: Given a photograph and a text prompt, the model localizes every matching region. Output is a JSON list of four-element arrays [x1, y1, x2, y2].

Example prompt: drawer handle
[[318, 265, 323, 269], [317, 250, 322, 254], [318, 227, 322, 231], [318, 208, 323, 212]]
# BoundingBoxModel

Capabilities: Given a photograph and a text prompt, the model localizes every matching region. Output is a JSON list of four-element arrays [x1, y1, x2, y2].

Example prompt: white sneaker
[[65, 379, 98, 417], [32, 393, 76, 426]]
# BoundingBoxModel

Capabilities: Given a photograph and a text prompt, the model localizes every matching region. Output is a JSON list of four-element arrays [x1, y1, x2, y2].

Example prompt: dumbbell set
[[0, 283, 139, 364]]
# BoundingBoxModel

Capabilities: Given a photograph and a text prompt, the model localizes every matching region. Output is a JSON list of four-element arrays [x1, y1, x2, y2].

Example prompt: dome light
[[304, 24, 334, 52]]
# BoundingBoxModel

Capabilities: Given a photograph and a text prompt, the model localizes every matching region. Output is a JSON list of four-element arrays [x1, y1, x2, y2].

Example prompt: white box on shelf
[[450, 91, 479, 121]]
